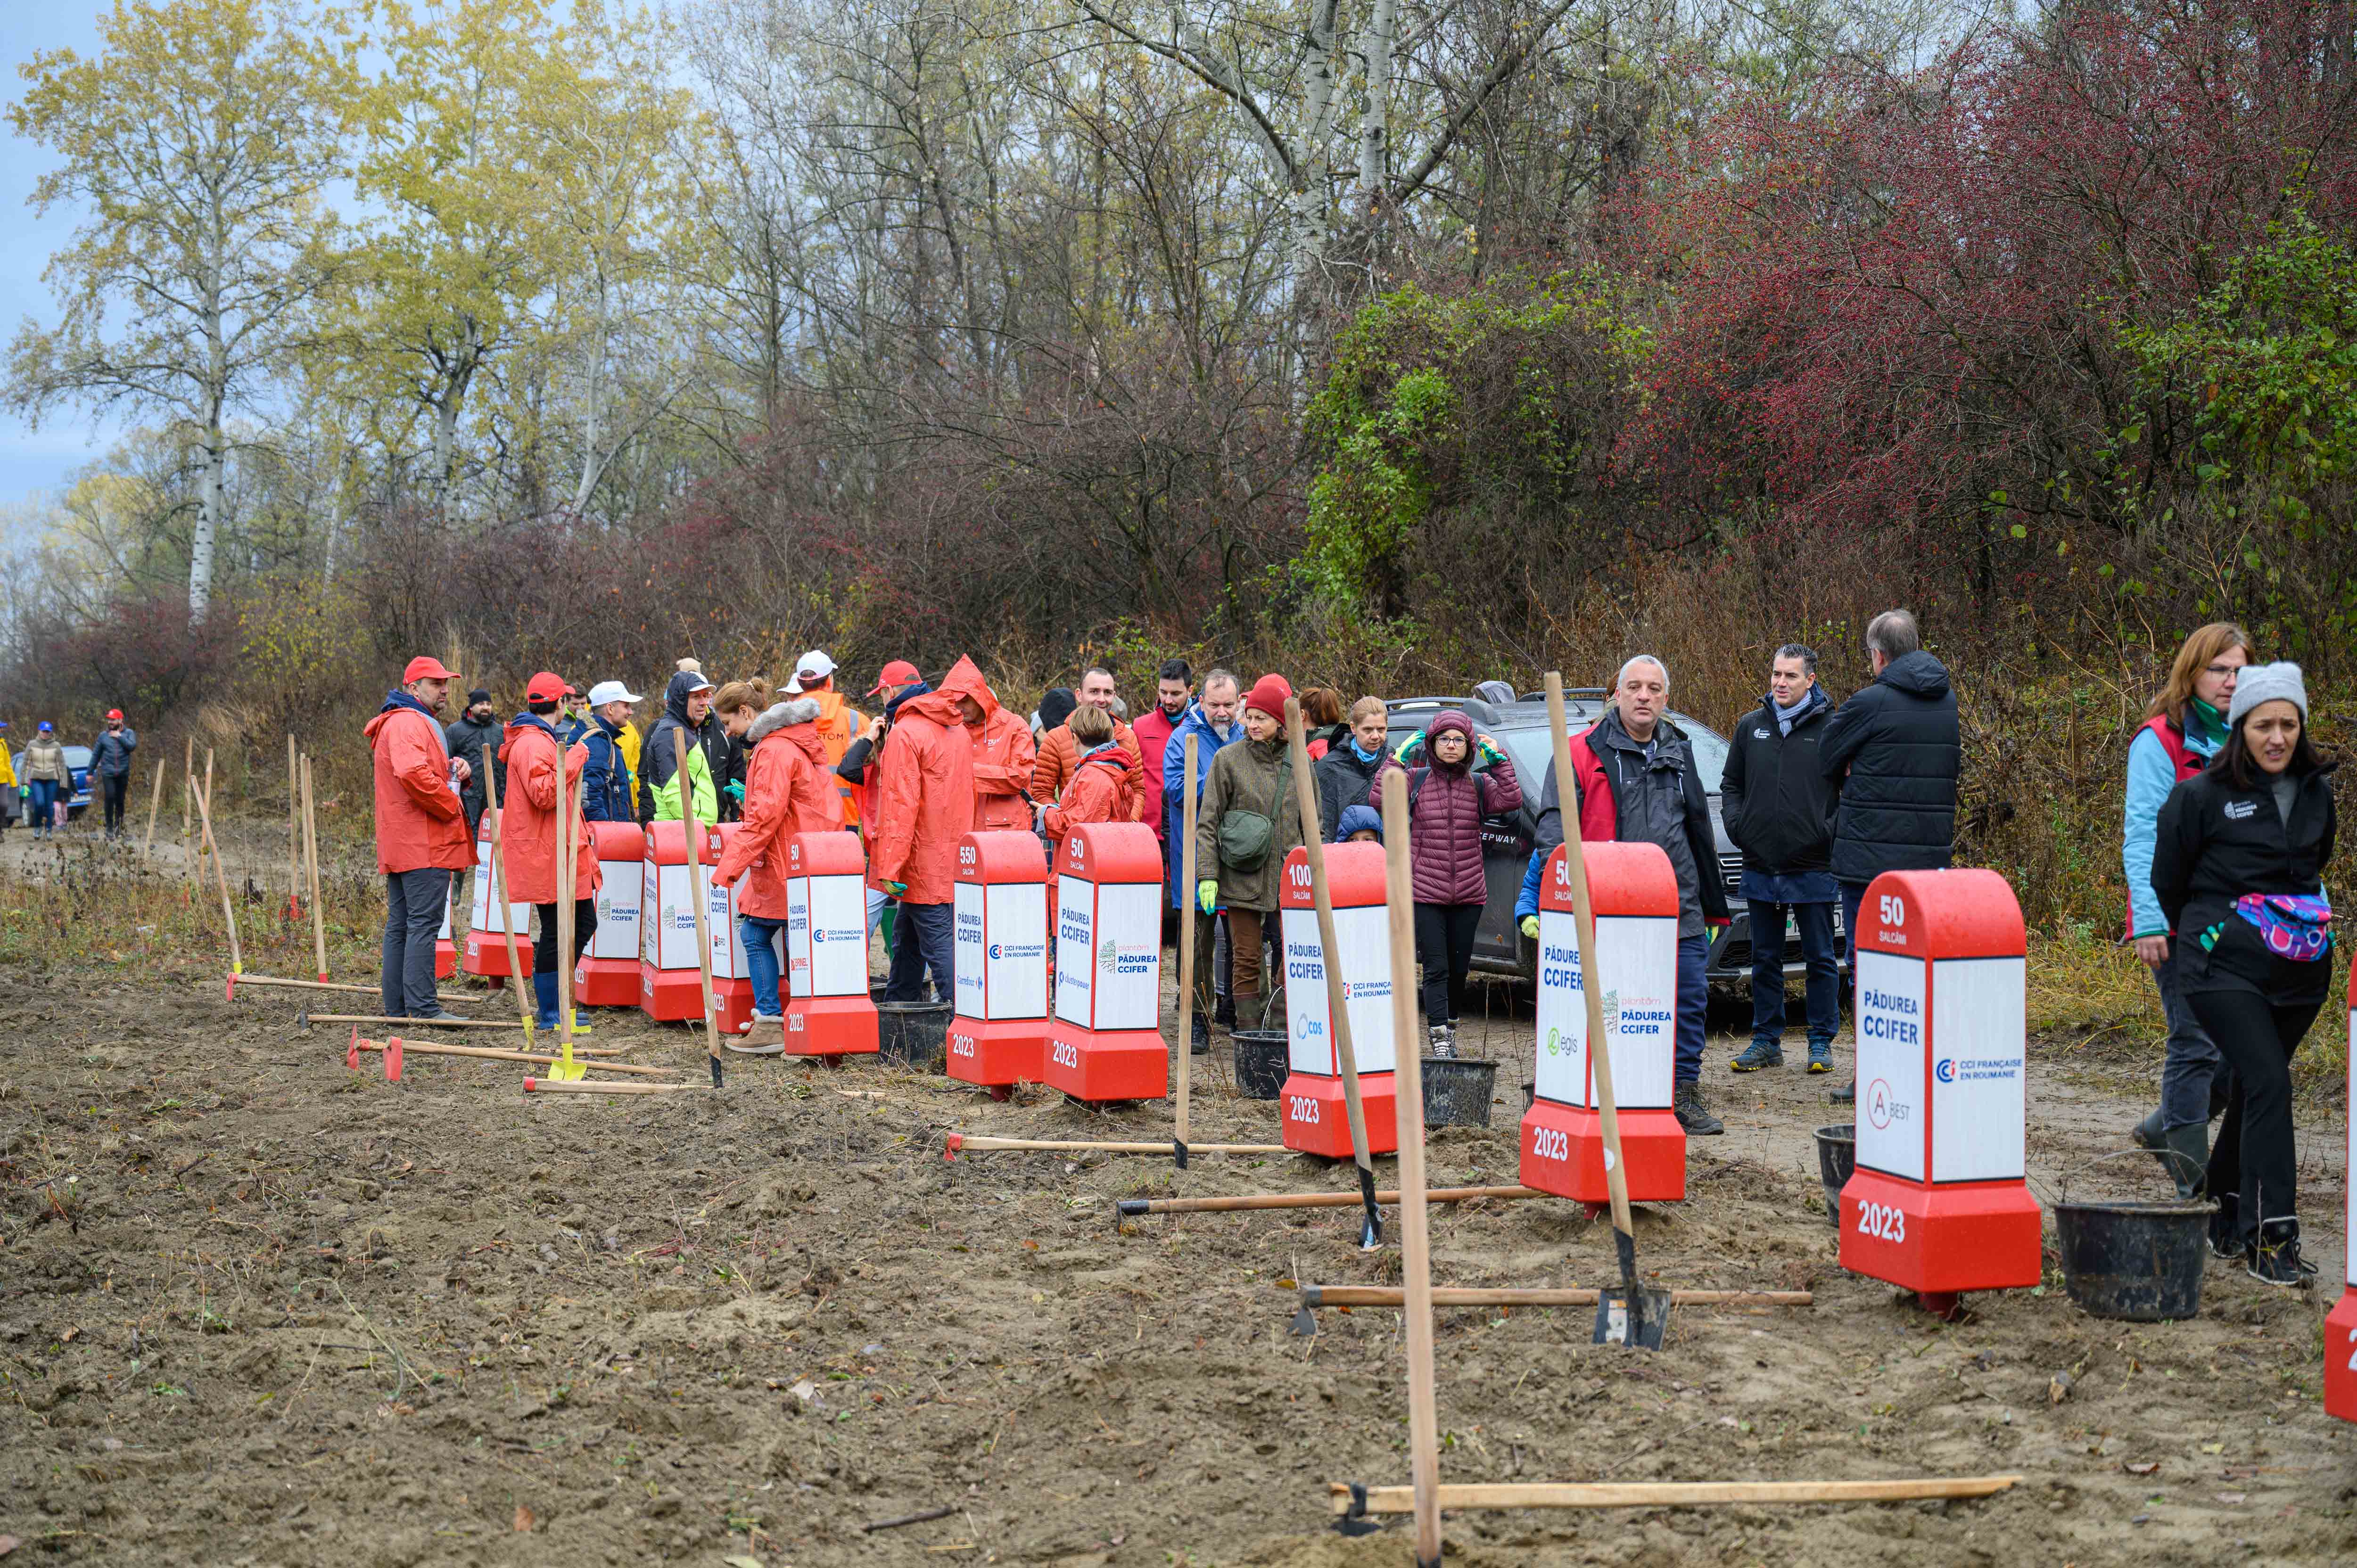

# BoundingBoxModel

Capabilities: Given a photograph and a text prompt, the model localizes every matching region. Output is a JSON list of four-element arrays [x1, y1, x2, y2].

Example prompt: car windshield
[[65, 747, 92, 767]]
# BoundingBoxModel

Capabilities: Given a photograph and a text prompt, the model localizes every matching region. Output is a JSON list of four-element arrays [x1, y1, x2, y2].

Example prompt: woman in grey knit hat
[[2150, 662, 2334, 1286]]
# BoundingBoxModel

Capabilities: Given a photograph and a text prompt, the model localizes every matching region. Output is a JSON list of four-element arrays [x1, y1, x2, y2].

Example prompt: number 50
[[1879, 894, 1905, 928]]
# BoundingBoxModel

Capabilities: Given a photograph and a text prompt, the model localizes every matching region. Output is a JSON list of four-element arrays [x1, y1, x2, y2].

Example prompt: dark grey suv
[[1381, 693, 1838, 984]]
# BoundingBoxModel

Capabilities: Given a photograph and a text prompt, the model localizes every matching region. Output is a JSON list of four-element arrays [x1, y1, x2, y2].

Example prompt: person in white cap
[[784, 649, 866, 828], [581, 681, 643, 821]]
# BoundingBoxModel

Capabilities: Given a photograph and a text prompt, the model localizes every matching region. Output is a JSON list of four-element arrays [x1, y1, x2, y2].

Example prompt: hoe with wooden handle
[[481, 761, 537, 1042]]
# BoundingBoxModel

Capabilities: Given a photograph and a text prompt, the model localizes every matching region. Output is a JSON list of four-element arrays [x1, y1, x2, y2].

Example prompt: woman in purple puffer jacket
[[1374, 708, 1523, 1056]]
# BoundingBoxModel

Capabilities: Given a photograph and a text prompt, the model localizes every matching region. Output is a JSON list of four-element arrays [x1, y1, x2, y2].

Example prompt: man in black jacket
[[1820, 609, 1961, 1102], [1722, 645, 1842, 1075], [443, 690, 504, 839], [88, 709, 138, 837], [639, 669, 724, 823]]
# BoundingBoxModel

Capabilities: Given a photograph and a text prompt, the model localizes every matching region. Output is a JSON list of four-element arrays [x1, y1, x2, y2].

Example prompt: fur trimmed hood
[[747, 698, 822, 747]]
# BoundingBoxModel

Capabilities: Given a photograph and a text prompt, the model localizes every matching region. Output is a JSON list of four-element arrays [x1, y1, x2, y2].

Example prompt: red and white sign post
[[639, 821, 707, 1022], [949, 831, 1049, 1094], [783, 831, 879, 1058], [462, 810, 532, 983], [1519, 841, 1684, 1206], [1278, 843, 1396, 1157], [1838, 868, 2042, 1314], [1042, 823, 1166, 1102], [434, 888, 456, 979], [2326, 966, 2357, 1423], [573, 821, 644, 1006], [700, 823, 755, 1036]]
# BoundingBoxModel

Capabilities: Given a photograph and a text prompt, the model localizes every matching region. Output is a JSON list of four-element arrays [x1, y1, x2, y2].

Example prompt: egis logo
[[1545, 1026, 1562, 1057], [1934, 1058, 1955, 1083]]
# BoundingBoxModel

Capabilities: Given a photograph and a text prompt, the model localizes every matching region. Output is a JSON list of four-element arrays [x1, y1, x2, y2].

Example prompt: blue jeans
[[1747, 899, 1840, 1049], [380, 867, 453, 1017], [2151, 944, 2224, 1130], [884, 900, 955, 1003], [26, 779, 57, 832], [1675, 934, 1707, 1086], [1839, 880, 1870, 968], [740, 913, 787, 1015]]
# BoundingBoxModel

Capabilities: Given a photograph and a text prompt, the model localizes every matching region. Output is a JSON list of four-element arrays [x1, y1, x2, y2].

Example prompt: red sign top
[[785, 829, 866, 878], [1278, 842, 1387, 909], [956, 830, 1047, 885], [1057, 821, 1162, 884], [586, 821, 645, 862], [1855, 869, 2023, 960], [643, 819, 694, 866], [1536, 840, 1678, 918]]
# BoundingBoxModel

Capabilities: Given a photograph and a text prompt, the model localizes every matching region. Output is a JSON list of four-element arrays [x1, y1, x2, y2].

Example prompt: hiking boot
[[1190, 1015, 1211, 1056], [1427, 1024, 1455, 1060], [1730, 1038, 1783, 1073], [1214, 995, 1237, 1028], [1830, 1078, 1855, 1105], [1673, 1082, 1723, 1136], [2248, 1220, 2309, 1288], [742, 1011, 784, 1034], [1806, 1040, 1833, 1074]]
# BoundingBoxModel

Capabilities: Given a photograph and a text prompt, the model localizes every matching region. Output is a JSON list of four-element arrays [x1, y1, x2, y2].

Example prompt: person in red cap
[[364, 656, 473, 1018], [88, 707, 139, 838], [1188, 673, 1301, 1034], [866, 659, 922, 705], [499, 673, 600, 1030], [871, 657, 995, 1002]]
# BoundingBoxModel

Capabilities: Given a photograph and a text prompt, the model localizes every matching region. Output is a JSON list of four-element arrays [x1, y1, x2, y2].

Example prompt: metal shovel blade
[[1592, 1285, 1672, 1349]]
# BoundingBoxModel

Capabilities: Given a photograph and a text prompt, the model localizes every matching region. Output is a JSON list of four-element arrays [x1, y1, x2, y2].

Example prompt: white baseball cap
[[784, 649, 837, 695], [586, 680, 642, 706]]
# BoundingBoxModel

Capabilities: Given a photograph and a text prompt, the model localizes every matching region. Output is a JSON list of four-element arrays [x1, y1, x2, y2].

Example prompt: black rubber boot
[[2158, 1122, 2207, 1199]]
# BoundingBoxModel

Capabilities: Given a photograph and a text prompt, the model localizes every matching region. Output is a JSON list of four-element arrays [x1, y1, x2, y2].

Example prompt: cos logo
[[1934, 1058, 1955, 1083]]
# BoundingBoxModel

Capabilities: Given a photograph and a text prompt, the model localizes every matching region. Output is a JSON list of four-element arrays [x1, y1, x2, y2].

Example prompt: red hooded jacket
[[714, 699, 844, 919], [365, 696, 470, 874], [496, 717, 599, 905], [1042, 743, 1138, 860], [969, 699, 1038, 832], [869, 657, 989, 904]]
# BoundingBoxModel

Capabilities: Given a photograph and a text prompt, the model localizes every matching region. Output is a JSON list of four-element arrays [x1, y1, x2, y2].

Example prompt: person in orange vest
[[364, 655, 472, 1019], [713, 696, 844, 1029], [783, 650, 866, 828], [498, 672, 601, 1031]]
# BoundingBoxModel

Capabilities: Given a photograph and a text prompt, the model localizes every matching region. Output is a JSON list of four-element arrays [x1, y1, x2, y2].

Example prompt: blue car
[[10, 744, 93, 822]]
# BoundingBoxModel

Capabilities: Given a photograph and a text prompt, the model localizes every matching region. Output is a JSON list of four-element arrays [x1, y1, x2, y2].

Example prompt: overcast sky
[[1, 7, 124, 521]]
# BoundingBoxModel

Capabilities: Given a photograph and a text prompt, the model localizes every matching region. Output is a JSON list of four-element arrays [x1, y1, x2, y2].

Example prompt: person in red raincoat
[[713, 697, 844, 1026], [1038, 704, 1138, 950], [365, 655, 472, 1019], [968, 675, 1037, 832], [871, 656, 993, 1002], [498, 672, 600, 1031]]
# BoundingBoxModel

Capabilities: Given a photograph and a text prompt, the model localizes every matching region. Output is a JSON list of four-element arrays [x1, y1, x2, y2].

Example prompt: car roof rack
[[1520, 688, 1606, 704]]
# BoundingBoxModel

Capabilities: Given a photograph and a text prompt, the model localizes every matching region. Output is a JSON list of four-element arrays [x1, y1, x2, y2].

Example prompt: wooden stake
[[551, 744, 585, 1080], [1287, 696, 1380, 1248], [481, 762, 536, 1042], [1174, 731, 1197, 1158], [522, 1077, 692, 1096], [348, 1037, 677, 1077], [946, 1134, 1287, 1158], [1382, 765, 1441, 1568], [1117, 1185, 1533, 1216], [1330, 1476, 2023, 1514], [180, 735, 193, 842], [301, 755, 328, 981], [286, 734, 302, 918], [143, 763, 163, 854], [191, 757, 243, 977], [676, 725, 723, 1088], [1298, 1286, 1812, 1309]]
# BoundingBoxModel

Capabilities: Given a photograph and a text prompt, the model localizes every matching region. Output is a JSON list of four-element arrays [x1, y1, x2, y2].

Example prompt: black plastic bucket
[[1422, 1059, 1498, 1128], [1232, 1029, 1288, 1100], [2053, 1200, 2208, 1321], [877, 1001, 950, 1071], [1814, 1123, 1855, 1228]]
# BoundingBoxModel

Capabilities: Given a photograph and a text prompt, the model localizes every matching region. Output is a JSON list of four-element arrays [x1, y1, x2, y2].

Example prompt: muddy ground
[[2, 822, 2355, 1566]]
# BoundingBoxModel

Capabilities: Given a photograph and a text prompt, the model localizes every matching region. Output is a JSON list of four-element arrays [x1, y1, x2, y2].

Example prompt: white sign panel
[[1855, 950, 1927, 1182], [785, 877, 813, 999], [1928, 956, 2026, 1183], [1532, 911, 1675, 1109], [642, 862, 702, 971], [705, 864, 745, 979], [807, 874, 868, 997], [1090, 882, 1161, 1031], [1281, 905, 1396, 1075], [954, 882, 988, 1018], [1053, 873, 1094, 1027], [469, 835, 528, 935], [590, 857, 641, 959], [983, 884, 1047, 1020]]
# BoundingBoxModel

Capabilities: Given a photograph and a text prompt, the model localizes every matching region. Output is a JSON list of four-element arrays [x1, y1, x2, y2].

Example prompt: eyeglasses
[[2203, 663, 2242, 678]]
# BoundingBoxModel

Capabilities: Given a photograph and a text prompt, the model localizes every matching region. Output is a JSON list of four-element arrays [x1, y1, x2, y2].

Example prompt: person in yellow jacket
[[0, 721, 16, 830], [785, 650, 866, 828]]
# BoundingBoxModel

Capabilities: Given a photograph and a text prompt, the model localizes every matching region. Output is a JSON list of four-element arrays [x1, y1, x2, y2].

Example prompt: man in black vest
[[1722, 644, 1842, 1075], [1820, 609, 1961, 1103]]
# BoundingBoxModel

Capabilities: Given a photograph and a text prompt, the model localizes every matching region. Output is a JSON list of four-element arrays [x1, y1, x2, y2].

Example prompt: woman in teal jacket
[[2123, 622, 2249, 1193]]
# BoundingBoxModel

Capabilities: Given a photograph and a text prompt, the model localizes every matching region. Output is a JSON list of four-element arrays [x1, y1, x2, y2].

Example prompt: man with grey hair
[[1820, 608, 1961, 1102], [1515, 652, 1731, 1134], [1722, 643, 1843, 1074]]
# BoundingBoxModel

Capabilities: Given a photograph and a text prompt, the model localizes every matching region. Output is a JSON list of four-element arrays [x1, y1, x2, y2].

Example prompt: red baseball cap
[[866, 659, 921, 697], [106, 709, 123, 722], [525, 672, 567, 705], [403, 655, 459, 683]]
